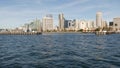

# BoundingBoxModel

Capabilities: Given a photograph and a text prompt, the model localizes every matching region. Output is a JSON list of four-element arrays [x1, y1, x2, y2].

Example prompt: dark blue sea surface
[[0, 33, 120, 68]]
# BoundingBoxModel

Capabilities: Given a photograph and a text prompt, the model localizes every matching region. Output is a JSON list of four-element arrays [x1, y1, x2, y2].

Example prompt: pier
[[0, 32, 42, 35]]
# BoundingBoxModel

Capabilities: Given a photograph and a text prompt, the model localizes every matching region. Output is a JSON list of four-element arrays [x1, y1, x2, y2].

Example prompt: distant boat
[[95, 30, 116, 35], [95, 31, 107, 35]]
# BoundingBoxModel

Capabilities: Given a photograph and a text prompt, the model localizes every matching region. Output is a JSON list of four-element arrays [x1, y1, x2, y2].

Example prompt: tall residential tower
[[42, 14, 53, 32], [96, 12, 102, 28], [59, 13, 65, 31]]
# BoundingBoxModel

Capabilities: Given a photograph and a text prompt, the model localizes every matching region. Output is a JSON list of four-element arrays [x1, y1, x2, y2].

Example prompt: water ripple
[[0, 34, 120, 68]]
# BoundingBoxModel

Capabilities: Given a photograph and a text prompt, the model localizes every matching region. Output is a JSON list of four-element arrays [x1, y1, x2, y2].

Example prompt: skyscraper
[[96, 12, 102, 28], [42, 14, 53, 32], [59, 13, 65, 31]]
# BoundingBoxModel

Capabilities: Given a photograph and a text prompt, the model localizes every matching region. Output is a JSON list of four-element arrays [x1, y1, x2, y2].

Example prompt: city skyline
[[0, 0, 120, 29]]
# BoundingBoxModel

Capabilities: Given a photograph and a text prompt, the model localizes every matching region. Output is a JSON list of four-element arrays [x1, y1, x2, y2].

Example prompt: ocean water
[[0, 33, 120, 68]]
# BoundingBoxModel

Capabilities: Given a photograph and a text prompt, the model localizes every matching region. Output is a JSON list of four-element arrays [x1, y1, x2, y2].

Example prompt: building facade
[[74, 19, 81, 31], [29, 19, 41, 32], [87, 21, 95, 30], [74, 19, 95, 31], [64, 20, 75, 31], [59, 13, 65, 31], [42, 14, 53, 32], [102, 21, 108, 28], [113, 17, 120, 31], [96, 12, 103, 28], [21, 18, 41, 32], [79, 20, 87, 30]]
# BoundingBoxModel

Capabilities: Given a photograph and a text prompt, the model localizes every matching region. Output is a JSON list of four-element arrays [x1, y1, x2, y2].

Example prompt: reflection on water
[[0, 34, 120, 68]]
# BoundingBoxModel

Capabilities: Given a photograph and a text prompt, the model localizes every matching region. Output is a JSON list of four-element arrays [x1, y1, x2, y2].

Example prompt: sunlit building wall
[[113, 17, 120, 31], [80, 20, 88, 30], [96, 12, 102, 28], [42, 14, 53, 32], [74, 19, 81, 31], [87, 21, 95, 30], [59, 13, 65, 30]]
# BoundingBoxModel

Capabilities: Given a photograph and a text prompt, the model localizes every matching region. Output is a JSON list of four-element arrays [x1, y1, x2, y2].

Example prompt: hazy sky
[[0, 0, 120, 28]]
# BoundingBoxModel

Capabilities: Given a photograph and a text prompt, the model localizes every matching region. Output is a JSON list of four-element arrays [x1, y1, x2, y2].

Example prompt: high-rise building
[[113, 17, 120, 31], [42, 14, 53, 32], [96, 12, 102, 28], [64, 20, 75, 30], [59, 13, 65, 30]]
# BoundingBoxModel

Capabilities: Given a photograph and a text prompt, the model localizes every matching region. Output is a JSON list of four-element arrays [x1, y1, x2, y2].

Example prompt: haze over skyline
[[0, 0, 120, 29]]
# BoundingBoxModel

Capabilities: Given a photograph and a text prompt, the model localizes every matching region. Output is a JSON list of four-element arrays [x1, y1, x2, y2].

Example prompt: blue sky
[[0, 0, 120, 28]]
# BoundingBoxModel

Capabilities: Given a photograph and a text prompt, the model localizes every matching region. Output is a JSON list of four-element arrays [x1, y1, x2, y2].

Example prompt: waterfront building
[[64, 20, 75, 31], [21, 23, 30, 32], [53, 26, 59, 31], [113, 17, 120, 31], [59, 13, 65, 31], [42, 14, 53, 32], [73, 19, 87, 31], [76, 20, 87, 30], [74, 19, 94, 31], [18, 18, 42, 32], [74, 19, 81, 31], [96, 12, 103, 28], [109, 22, 114, 31], [64, 20, 69, 28], [79, 20, 88, 30], [87, 21, 95, 30], [17, 26, 27, 32], [29, 19, 41, 32], [109, 22, 113, 26], [102, 21, 108, 28]]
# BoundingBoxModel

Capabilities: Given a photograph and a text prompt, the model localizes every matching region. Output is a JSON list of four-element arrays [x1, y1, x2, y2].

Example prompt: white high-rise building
[[42, 14, 53, 32], [96, 12, 102, 28], [59, 13, 65, 30]]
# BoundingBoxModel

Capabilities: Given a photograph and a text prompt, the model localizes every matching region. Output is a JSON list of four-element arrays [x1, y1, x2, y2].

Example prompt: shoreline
[[42, 32, 95, 34], [0, 31, 119, 35], [0, 31, 94, 35]]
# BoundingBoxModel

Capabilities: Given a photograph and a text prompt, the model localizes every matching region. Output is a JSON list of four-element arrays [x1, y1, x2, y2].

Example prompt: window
[[115, 24, 117, 26]]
